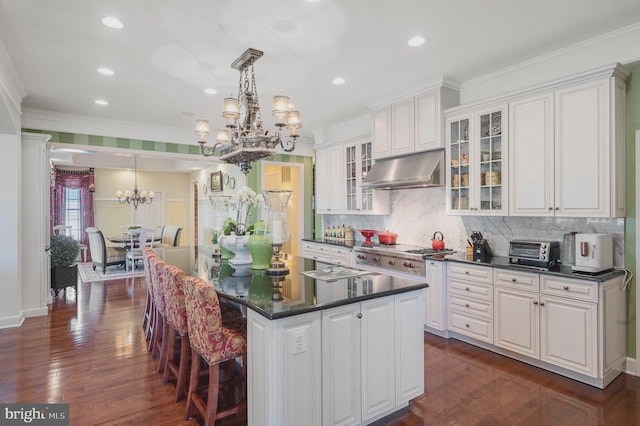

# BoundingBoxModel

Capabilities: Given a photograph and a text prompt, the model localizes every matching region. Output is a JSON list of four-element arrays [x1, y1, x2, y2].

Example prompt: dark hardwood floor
[[1, 278, 639, 425]]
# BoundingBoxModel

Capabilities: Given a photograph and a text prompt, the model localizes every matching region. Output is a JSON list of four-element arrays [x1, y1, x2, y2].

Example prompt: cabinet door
[[476, 106, 507, 215], [415, 91, 439, 151], [316, 145, 344, 213], [509, 94, 554, 216], [446, 114, 472, 214], [554, 80, 608, 217], [425, 260, 446, 331], [395, 290, 425, 405], [372, 107, 391, 159], [345, 144, 358, 211], [360, 296, 395, 421], [540, 295, 598, 377], [494, 286, 539, 358], [391, 98, 414, 156], [322, 304, 361, 426]]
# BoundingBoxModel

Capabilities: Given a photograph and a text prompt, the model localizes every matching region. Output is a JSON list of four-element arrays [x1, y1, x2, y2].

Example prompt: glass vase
[[248, 221, 273, 269], [263, 189, 292, 271]]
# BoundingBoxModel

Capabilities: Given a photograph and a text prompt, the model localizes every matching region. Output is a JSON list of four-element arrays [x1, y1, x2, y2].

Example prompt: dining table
[[107, 235, 162, 248]]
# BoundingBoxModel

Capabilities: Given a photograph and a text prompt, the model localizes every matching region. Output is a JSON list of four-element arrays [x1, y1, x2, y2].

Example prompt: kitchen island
[[157, 247, 427, 426]]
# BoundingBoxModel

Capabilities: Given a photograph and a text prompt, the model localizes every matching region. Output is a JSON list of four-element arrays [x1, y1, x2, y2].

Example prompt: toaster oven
[[509, 240, 560, 267]]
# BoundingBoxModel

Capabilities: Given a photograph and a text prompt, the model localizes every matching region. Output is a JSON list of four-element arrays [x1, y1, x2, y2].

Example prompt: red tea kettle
[[432, 231, 445, 250]]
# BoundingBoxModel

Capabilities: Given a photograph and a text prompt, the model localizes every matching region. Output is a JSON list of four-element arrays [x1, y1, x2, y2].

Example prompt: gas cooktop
[[355, 244, 455, 259]]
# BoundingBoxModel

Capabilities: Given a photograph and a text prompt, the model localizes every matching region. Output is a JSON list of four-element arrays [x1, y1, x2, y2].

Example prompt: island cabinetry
[[371, 84, 460, 159], [446, 262, 494, 343], [508, 64, 628, 217], [322, 291, 425, 426], [248, 310, 322, 426], [445, 103, 508, 215], [424, 259, 447, 334]]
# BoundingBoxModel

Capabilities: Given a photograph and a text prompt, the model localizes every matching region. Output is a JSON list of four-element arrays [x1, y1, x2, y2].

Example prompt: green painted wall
[[624, 61, 640, 358]]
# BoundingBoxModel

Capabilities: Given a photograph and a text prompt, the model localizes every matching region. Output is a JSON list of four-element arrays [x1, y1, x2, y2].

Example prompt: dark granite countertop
[[209, 256, 426, 320], [437, 253, 625, 282]]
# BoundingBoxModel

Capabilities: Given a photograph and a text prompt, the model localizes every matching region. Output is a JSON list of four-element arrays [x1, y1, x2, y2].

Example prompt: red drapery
[[50, 167, 95, 261]]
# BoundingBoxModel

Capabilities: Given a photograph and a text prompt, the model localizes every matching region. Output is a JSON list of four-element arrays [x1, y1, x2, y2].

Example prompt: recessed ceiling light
[[332, 77, 346, 85], [305, 0, 321, 3], [408, 36, 426, 47], [204, 88, 217, 95], [102, 16, 124, 29], [97, 67, 114, 76], [94, 99, 109, 106]]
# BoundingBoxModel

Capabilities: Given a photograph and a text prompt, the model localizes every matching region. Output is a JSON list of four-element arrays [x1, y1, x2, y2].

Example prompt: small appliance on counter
[[509, 240, 560, 268], [571, 233, 613, 273], [470, 231, 492, 261]]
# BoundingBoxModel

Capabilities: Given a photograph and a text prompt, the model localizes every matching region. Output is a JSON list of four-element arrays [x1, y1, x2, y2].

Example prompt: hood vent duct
[[361, 149, 444, 190]]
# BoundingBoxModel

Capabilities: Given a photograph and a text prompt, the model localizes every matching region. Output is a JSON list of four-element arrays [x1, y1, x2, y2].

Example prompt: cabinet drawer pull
[[511, 278, 517, 282], [464, 271, 470, 275], [356, 313, 362, 319], [563, 285, 569, 290], [465, 287, 470, 291]]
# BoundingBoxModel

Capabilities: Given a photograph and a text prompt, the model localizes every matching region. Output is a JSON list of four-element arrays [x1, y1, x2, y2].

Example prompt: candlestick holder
[[263, 189, 292, 276]]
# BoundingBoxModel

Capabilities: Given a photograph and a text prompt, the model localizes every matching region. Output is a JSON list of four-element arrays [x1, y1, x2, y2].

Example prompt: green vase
[[248, 221, 273, 270], [248, 270, 272, 304]]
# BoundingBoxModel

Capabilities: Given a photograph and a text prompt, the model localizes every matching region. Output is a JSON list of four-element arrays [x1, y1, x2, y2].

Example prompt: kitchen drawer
[[448, 294, 493, 319], [448, 310, 494, 343], [494, 269, 540, 292], [447, 262, 493, 284], [330, 246, 353, 266], [541, 275, 598, 303], [448, 278, 493, 301]]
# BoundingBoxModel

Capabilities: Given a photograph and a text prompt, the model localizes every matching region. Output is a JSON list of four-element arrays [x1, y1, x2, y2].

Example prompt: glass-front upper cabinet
[[445, 104, 507, 215], [344, 139, 389, 214]]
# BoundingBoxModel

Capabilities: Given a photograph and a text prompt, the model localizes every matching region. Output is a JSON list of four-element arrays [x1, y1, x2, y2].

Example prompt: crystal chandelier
[[195, 48, 302, 175], [116, 156, 154, 209]]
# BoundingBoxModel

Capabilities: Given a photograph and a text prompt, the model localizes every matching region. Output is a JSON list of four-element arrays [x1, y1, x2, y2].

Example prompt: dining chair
[[85, 227, 126, 273], [126, 228, 155, 271], [183, 276, 247, 425], [142, 247, 157, 341], [148, 254, 166, 359], [155, 225, 182, 248]]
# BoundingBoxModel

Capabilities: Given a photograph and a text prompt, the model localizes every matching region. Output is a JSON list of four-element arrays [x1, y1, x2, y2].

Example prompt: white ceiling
[[2, 0, 640, 171]]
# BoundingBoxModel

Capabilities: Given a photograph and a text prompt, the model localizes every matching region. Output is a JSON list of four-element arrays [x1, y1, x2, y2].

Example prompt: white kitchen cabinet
[[445, 104, 508, 215], [489, 267, 627, 388], [446, 262, 494, 343], [344, 139, 390, 214], [509, 64, 628, 217], [315, 144, 345, 213], [424, 259, 447, 333], [301, 241, 354, 267], [248, 310, 322, 426], [371, 85, 460, 159], [322, 291, 424, 426]]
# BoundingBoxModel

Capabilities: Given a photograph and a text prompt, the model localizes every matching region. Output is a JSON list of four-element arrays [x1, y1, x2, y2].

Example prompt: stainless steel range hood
[[361, 150, 444, 190]]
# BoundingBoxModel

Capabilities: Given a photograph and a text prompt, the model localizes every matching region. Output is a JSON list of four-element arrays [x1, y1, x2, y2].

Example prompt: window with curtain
[[51, 167, 95, 260]]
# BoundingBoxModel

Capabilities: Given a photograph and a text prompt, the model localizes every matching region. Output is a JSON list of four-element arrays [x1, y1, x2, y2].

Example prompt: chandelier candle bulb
[[195, 119, 211, 140], [272, 95, 290, 120], [216, 128, 230, 144], [223, 97, 240, 120]]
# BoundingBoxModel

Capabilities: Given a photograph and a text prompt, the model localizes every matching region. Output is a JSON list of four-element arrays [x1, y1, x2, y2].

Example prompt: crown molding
[[22, 108, 194, 145]]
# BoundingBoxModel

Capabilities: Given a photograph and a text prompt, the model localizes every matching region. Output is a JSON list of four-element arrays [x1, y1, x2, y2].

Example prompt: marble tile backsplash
[[322, 187, 625, 266]]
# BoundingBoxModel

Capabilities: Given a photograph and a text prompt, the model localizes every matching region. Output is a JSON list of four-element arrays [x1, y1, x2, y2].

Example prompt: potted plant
[[50, 234, 80, 294]]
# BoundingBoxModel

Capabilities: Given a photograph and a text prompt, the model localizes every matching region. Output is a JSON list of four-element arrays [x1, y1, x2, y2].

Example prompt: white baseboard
[[23, 306, 49, 318], [0, 312, 25, 329], [626, 357, 637, 376]]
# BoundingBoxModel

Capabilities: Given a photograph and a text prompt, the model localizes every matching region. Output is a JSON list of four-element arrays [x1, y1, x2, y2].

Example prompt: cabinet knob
[[464, 303, 470, 308], [539, 302, 545, 306], [465, 287, 470, 291], [356, 313, 362, 319], [533, 300, 539, 305], [464, 271, 469, 275], [465, 323, 470, 328], [511, 278, 517, 282], [548, 207, 553, 211], [563, 285, 569, 291], [555, 207, 559, 211]]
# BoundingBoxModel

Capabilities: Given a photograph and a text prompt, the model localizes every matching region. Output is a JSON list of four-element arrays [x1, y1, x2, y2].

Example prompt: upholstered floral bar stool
[[142, 248, 156, 341], [183, 276, 247, 425], [160, 263, 190, 401], [148, 255, 167, 365]]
